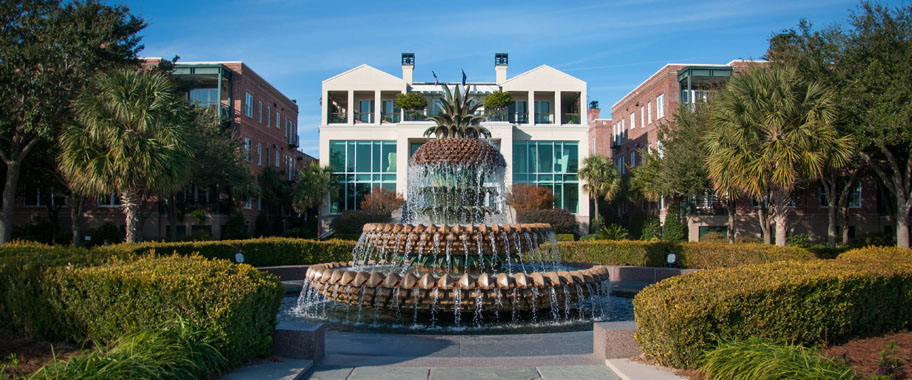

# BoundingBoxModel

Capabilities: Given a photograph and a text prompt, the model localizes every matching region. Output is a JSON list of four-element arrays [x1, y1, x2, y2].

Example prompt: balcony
[[381, 112, 401, 123], [484, 110, 509, 122], [288, 133, 298, 148], [354, 111, 374, 124], [509, 113, 529, 124], [562, 113, 581, 125], [328, 112, 346, 124], [534, 113, 554, 124]]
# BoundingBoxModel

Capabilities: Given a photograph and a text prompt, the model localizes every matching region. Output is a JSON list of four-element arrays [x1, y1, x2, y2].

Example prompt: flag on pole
[[461, 69, 467, 86], [432, 71, 439, 86]]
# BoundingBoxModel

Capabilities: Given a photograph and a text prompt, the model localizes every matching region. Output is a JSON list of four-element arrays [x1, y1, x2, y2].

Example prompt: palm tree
[[293, 161, 335, 214], [578, 155, 622, 231], [58, 69, 192, 243], [703, 65, 853, 246], [423, 85, 490, 140]]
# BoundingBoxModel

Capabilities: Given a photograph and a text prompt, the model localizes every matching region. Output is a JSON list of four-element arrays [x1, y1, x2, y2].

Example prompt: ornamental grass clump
[[700, 337, 855, 380]]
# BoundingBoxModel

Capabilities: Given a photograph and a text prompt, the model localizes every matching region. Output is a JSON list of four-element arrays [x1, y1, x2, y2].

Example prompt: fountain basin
[[304, 261, 610, 311]]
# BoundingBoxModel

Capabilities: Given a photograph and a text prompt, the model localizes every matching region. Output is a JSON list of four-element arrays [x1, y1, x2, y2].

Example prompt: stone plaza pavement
[[222, 330, 683, 380]]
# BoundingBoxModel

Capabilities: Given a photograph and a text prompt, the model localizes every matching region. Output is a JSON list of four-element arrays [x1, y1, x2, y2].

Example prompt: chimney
[[587, 101, 600, 124], [495, 53, 508, 84], [401, 53, 415, 84]]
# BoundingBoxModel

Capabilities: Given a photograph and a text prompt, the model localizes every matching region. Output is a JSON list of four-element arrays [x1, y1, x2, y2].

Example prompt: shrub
[[558, 241, 815, 269], [786, 232, 813, 248], [222, 211, 249, 240], [91, 221, 123, 245], [640, 216, 662, 241], [359, 186, 404, 216], [662, 201, 687, 241], [700, 337, 855, 380], [700, 231, 728, 242], [633, 247, 912, 368], [33, 321, 229, 379], [590, 224, 629, 240], [516, 208, 579, 235], [330, 210, 390, 234], [45, 255, 284, 364], [395, 92, 427, 110], [507, 184, 555, 211], [110, 238, 356, 267], [0, 242, 130, 339], [554, 233, 575, 241]]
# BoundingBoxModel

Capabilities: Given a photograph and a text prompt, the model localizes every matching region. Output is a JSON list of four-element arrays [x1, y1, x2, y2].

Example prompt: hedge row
[[0, 242, 283, 365], [633, 246, 912, 369], [558, 241, 816, 269], [106, 238, 814, 270], [109, 237, 356, 267]]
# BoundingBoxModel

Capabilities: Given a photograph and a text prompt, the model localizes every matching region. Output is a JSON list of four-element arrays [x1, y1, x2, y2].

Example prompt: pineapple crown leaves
[[423, 84, 491, 140]]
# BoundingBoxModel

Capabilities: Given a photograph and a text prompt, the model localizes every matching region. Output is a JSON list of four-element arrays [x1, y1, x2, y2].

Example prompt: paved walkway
[[222, 317, 683, 379]]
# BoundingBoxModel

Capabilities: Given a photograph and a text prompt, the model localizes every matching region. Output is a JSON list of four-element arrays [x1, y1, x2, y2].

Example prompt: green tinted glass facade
[[512, 141, 580, 213], [329, 140, 397, 213]]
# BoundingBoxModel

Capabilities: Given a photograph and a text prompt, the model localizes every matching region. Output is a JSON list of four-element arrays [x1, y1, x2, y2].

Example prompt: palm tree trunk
[[898, 201, 911, 249], [121, 189, 144, 243], [841, 203, 850, 245], [727, 198, 736, 244], [69, 194, 83, 247], [774, 213, 788, 247], [757, 204, 771, 245], [0, 160, 22, 244], [592, 198, 600, 232], [826, 203, 837, 249]]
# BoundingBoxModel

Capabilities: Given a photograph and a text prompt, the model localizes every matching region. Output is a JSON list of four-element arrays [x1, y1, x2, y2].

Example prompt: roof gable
[[501, 65, 586, 91], [323, 64, 405, 90]]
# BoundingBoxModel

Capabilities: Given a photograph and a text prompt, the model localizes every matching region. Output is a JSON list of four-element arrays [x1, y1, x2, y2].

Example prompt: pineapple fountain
[[293, 86, 613, 330]]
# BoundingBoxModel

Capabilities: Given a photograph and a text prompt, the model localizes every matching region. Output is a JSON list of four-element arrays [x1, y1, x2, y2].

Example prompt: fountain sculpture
[[294, 85, 611, 329]]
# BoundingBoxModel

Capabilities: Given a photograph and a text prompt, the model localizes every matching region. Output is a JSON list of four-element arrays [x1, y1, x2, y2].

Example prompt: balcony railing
[[381, 112, 401, 123], [328, 112, 347, 124], [354, 111, 373, 124], [562, 113, 581, 125], [484, 110, 509, 122], [509, 113, 528, 124], [534, 113, 553, 124], [288, 133, 298, 148], [404, 111, 427, 121]]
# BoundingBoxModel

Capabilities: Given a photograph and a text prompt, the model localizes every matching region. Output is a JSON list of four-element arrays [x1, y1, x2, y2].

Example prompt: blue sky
[[122, 0, 886, 156]]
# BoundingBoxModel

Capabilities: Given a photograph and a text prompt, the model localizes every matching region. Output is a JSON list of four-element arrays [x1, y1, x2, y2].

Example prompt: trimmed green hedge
[[559, 241, 816, 269], [108, 237, 356, 267], [46, 255, 283, 364], [633, 246, 912, 369]]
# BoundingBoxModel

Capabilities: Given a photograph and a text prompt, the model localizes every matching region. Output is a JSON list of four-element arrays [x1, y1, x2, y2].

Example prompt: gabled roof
[[323, 64, 405, 90], [501, 65, 586, 91]]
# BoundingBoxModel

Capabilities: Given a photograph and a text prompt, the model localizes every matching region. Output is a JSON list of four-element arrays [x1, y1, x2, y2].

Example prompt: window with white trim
[[276, 111, 280, 129], [244, 93, 253, 117], [275, 151, 280, 167], [267, 106, 271, 127], [257, 143, 262, 166], [647, 101, 652, 124], [630, 112, 635, 130], [98, 194, 122, 207], [630, 151, 636, 167], [245, 198, 252, 209], [244, 138, 252, 162], [258, 101, 262, 123], [656, 94, 665, 119], [640, 107, 645, 128]]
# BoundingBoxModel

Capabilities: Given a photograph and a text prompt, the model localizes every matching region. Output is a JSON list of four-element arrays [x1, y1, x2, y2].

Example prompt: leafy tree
[[704, 65, 853, 246], [578, 155, 621, 231], [423, 85, 489, 139], [507, 183, 555, 211], [58, 69, 192, 243], [839, 2, 912, 248], [641, 216, 662, 241], [257, 167, 292, 236], [768, 20, 862, 248], [359, 186, 404, 216], [0, 0, 145, 243], [395, 92, 427, 120], [483, 90, 514, 120]]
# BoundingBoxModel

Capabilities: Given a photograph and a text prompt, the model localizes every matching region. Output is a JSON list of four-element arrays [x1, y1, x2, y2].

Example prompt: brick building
[[13, 60, 312, 242], [599, 59, 892, 243]]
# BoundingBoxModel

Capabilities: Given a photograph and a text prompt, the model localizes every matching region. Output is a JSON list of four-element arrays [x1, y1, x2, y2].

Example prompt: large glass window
[[512, 141, 579, 212], [188, 88, 219, 107], [329, 140, 397, 213]]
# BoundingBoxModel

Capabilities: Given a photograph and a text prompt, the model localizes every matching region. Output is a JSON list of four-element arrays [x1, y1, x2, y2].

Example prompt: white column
[[347, 90, 354, 125], [321, 90, 328, 125], [554, 91, 561, 125], [374, 90, 382, 124], [528, 91, 535, 126]]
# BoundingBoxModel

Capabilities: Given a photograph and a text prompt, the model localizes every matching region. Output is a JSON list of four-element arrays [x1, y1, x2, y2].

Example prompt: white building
[[318, 53, 591, 233]]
